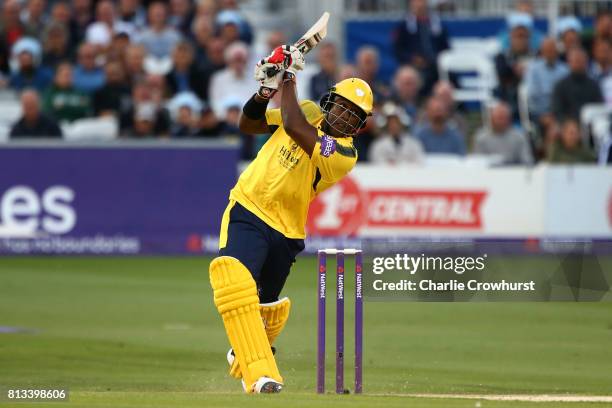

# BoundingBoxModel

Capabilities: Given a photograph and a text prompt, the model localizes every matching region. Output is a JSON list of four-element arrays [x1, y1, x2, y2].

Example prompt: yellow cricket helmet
[[329, 78, 374, 116], [319, 78, 374, 137]]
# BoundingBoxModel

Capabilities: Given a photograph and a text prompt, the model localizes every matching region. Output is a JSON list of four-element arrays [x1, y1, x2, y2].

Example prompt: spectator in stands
[[494, 14, 534, 120], [165, 41, 207, 101], [196, 102, 224, 137], [0, 0, 27, 74], [220, 97, 241, 136], [263, 30, 286, 56], [208, 41, 256, 118], [415, 81, 467, 136], [473, 102, 533, 164], [192, 16, 214, 67], [117, 0, 146, 32], [589, 38, 612, 83], [352, 49, 382, 160], [48, 1, 75, 50], [145, 73, 168, 105], [310, 42, 338, 102], [218, 96, 255, 159], [369, 102, 423, 165], [48, 1, 71, 27], [390, 65, 421, 122], [1, 0, 27, 46], [106, 31, 131, 64], [355, 46, 389, 101], [557, 16, 583, 61], [338, 64, 357, 81], [9, 38, 52, 92], [170, 104, 198, 137], [194, 37, 226, 103], [497, 2, 543, 53], [392, 0, 449, 96], [10, 89, 62, 138], [582, 10, 612, 56], [215, 12, 241, 46], [169, 0, 194, 38], [41, 23, 74, 70], [552, 47, 603, 122], [42, 62, 91, 122], [125, 102, 165, 138], [215, 0, 253, 45], [196, 0, 216, 19], [21, 0, 48, 40], [525, 37, 569, 125], [415, 96, 466, 155], [123, 44, 147, 86], [85, 0, 118, 51], [49, 1, 70, 25], [93, 61, 130, 117], [167, 91, 202, 137], [547, 119, 596, 163], [70, 0, 94, 45], [120, 78, 170, 135], [137, 2, 182, 59], [73, 43, 106, 93], [200, 38, 227, 84]]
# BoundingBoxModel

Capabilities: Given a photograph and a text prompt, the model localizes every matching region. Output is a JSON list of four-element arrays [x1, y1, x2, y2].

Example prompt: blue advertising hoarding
[[0, 142, 238, 255]]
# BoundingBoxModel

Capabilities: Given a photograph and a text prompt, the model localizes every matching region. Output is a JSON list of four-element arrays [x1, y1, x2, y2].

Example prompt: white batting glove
[[280, 44, 305, 75], [254, 60, 284, 98]]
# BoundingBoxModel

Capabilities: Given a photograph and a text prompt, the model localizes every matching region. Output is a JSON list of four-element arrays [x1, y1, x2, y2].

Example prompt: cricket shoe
[[226, 348, 279, 392], [252, 376, 283, 393]]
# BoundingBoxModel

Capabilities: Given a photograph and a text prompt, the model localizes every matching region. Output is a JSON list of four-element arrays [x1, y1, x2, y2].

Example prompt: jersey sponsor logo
[[307, 176, 487, 235], [320, 135, 337, 157], [278, 143, 301, 170]]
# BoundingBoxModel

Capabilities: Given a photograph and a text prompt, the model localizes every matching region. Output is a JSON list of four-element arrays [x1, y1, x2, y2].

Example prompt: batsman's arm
[[239, 93, 274, 134], [280, 73, 317, 156]]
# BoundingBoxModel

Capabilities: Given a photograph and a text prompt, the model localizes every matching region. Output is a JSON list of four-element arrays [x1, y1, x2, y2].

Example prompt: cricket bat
[[265, 11, 330, 77]]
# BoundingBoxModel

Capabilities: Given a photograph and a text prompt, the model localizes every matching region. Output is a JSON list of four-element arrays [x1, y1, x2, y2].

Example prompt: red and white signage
[[544, 166, 612, 237], [307, 165, 612, 238], [307, 166, 546, 237]]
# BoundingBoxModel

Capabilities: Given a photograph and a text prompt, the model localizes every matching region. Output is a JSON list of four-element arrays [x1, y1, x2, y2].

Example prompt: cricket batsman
[[208, 44, 373, 393]]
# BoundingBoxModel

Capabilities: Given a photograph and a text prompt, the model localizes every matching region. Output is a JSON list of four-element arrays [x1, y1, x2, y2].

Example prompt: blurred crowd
[[360, 0, 612, 165], [1, 0, 611, 165], [1, 0, 262, 156]]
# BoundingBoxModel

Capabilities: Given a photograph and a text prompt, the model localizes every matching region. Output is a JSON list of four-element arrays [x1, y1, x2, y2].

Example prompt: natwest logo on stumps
[[307, 176, 488, 236]]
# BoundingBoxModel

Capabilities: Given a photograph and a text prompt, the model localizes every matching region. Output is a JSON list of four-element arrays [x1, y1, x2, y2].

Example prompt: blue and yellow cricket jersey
[[226, 100, 358, 239]]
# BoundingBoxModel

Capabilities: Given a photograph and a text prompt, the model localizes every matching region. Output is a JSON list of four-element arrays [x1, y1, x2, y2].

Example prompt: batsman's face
[[325, 96, 365, 137]]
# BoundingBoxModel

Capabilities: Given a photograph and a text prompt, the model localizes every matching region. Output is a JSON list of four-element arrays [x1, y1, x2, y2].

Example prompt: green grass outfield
[[0, 257, 611, 408]]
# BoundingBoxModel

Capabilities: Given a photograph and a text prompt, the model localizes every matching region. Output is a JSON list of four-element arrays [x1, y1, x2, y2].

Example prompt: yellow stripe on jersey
[[229, 100, 357, 239], [218, 200, 236, 249]]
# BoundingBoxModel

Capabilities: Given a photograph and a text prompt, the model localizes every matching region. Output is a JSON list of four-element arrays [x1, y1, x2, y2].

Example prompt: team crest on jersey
[[320, 135, 337, 157]]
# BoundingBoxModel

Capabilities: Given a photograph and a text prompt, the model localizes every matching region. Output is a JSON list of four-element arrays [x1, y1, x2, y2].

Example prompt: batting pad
[[209, 256, 283, 391], [229, 297, 292, 379], [261, 297, 291, 344]]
